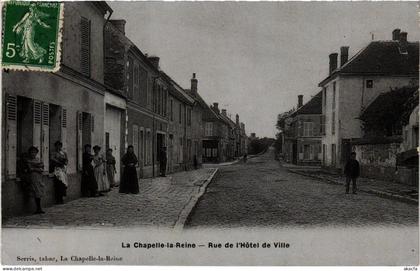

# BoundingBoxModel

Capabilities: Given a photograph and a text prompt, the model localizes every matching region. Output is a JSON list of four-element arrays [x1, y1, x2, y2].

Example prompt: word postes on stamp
[[2, 1, 63, 72]]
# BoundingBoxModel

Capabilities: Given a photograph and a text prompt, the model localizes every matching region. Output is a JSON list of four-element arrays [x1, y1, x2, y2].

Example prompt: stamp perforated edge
[[0, 1, 64, 73]]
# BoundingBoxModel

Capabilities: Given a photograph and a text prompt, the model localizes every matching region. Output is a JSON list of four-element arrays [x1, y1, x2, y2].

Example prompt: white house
[[318, 29, 419, 169]]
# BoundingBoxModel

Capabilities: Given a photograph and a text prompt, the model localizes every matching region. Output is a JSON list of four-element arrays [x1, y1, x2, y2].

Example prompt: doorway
[[105, 105, 122, 184]]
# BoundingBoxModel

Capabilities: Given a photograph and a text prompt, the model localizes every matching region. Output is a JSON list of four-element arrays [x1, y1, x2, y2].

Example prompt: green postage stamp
[[1, 1, 64, 72]]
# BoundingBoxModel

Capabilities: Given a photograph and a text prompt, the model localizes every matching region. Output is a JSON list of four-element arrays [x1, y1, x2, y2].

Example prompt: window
[[139, 66, 148, 106], [179, 137, 183, 163], [205, 122, 213, 136], [320, 115, 326, 135], [366, 80, 373, 88], [80, 17, 91, 77], [139, 129, 144, 165], [187, 139, 192, 161], [332, 111, 336, 135], [146, 130, 151, 165], [163, 89, 167, 117], [127, 56, 134, 99], [132, 125, 139, 158], [322, 144, 326, 165], [170, 99, 173, 121], [323, 87, 327, 106], [303, 122, 314, 137], [212, 148, 218, 158], [303, 145, 310, 160], [332, 82, 336, 109], [6, 96, 70, 178], [331, 144, 336, 166], [179, 103, 182, 124], [187, 108, 191, 126]]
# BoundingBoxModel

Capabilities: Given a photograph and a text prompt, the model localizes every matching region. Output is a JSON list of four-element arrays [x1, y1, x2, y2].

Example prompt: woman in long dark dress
[[50, 141, 68, 204], [119, 145, 139, 194], [81, 144, 99, 197]]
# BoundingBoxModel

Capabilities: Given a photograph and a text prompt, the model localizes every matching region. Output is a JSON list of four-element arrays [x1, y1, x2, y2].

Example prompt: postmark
[[1, 1, 63, 72]]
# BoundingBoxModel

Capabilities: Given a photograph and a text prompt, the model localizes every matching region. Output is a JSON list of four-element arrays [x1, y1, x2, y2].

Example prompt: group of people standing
[[21, 141, 69, 214], [22, 142, 143, 214], [82, 144, 140, 196]]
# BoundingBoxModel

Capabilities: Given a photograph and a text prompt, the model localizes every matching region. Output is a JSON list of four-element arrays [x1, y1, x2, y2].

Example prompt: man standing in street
[[344, 152, 360, 194], [160, 146, 167, 177]]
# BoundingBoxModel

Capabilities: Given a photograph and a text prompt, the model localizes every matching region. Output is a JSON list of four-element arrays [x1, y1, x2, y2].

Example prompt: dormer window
[[366, 80, 373, 88]]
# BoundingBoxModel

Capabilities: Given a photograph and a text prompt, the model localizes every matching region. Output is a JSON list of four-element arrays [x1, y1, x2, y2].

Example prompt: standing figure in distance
[[119, 145, 139, 194], [344, 152, 360, 194], [159, 146, 167, 177]]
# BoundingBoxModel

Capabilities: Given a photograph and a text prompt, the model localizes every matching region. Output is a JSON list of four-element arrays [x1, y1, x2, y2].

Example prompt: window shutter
[[312, 121, 317, 136], [6, 94, 17, 176], [77, 111, 83, 171], [133, 125, 139, 158], [321, 115, 326, 135], [80, 17, 91, 77], [297, 120, 303, 137], [33, 100, 42, 151], [41, 103, 49, 171], [60, 108, 67, 151], [90, 114, 95, 147]]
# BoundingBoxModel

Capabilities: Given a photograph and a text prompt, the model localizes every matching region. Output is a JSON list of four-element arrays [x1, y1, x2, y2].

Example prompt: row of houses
[[2, 2, 247, 217], [277, 29, 419, 185]]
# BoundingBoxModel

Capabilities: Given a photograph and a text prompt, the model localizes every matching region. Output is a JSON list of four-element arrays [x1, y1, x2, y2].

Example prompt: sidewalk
[[286, 166, 418, 204], [2, 167, 218, 229]]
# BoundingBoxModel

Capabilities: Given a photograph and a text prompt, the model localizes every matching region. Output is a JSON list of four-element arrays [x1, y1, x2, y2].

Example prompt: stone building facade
[[2, 2, 113, 217], [104, 20, 169, 178]]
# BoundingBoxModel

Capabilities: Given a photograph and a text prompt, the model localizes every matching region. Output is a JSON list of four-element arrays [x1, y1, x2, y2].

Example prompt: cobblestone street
[[186, 148, 419, 228], [2, 168, 217, 228]]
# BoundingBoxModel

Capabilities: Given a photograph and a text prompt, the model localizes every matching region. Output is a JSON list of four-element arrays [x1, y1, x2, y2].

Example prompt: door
[[105, 105, 122, 184], [292, 142, 297, 164], [304, 144, 310, 160]]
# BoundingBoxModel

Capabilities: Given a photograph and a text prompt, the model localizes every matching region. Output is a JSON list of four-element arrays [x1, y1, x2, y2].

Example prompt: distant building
[[284, 92, 323, 165], [185, 74, 204, 168], [161, 71, 196, 172], [319, 29, 419, 170]]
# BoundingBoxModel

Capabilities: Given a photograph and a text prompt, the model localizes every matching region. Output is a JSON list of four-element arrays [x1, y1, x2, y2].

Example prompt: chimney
[[148, 56, 160, 70], [213, 102, 219, 114], [191, 73, 198, 95], [236, 114, 239, 125], [110, 20, 126, 35], [398, 32, 408, 54], [392, 29, 401, 40], [399, 31, 408, 42], [329, 53, 338, 75], [221, 109, 227, 116], [340, 46, 349, 67], [298, 95, 303, 108]]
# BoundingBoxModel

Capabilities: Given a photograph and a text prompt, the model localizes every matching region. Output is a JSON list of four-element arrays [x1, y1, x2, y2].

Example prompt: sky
[[109, 2, 419, 138]]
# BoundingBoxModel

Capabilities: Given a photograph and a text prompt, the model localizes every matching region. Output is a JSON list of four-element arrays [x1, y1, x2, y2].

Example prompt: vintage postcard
[[1, 1, 418, 269]]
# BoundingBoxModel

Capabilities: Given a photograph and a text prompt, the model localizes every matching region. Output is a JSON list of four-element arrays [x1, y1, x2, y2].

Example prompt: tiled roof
[[359, 86, 418, 121], [292, 91, 322, 116], [320, 41, 419, 86]]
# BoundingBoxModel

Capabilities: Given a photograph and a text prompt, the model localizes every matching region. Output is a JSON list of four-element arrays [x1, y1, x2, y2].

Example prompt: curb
[[173, 168, 219, 230], [288, 169, 418, 205]]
